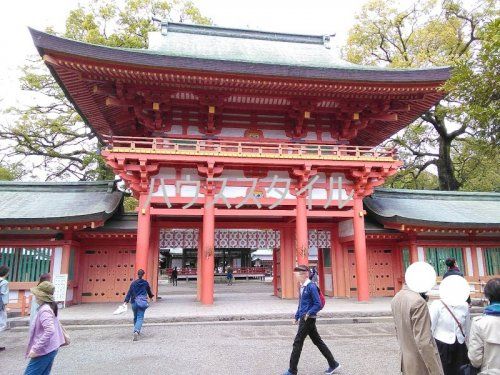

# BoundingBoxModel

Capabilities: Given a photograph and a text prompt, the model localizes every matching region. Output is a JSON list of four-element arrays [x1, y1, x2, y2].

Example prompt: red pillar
[[353, 197, 369, 302], [136, 194, 151, 274], [201, 194, 215, 305], [296, 195, 309, 266], [409, 237, 419, 263], [317, 246, 325, 292], [332, 223, 346, 297], [280, 227, 295, 299], [197, 228, 203, 301]]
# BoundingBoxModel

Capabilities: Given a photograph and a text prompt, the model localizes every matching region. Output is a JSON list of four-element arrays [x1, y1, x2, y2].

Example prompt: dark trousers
[[172, 276, 177, 286], [435, 338, 469, 375], [288, 317, 337, 374]]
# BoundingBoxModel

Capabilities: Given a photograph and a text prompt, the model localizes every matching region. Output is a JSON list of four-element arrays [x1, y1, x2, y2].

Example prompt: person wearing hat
[[282, 264, 341, 375], [25, 281, 65, 375], [29, 273, 52, 328], [391, 262, 444, 375]]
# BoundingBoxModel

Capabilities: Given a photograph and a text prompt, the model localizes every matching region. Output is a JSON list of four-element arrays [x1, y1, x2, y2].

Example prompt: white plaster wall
[[417, 247, 425, 262], [220, 128, 245, 137], [66, 288, 74, 302], [187, 126, 201, 135], [322, 132, 337, 142], [465, 247, 474, 276], [262, 129, 287, 139], [477, 248, 485, 276], [52, 247, 63, 277], [325, 273, 333, 292], [169, 125, 183, 135]]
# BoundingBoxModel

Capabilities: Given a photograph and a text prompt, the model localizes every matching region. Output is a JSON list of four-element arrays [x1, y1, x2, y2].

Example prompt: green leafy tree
[[344, 0, 498, 191], [0, 0, 211, 181]]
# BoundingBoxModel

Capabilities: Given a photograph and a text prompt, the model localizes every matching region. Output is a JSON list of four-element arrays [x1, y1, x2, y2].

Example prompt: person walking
[[123, 269, 154, 341], [391, 262, 444, 375], [429, 276, 471, 375], [467, 278, 500, 374], [25, 281, 65, 375], [30, 273, 52, 327], [226, 265, 233, 286], [283, 265, 341, 375], [0, 265, 10, 352], [171, 267, 178, 286]]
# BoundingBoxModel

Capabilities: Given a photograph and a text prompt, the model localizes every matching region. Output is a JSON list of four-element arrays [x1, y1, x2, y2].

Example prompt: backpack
[[314, 283, 326, 310]]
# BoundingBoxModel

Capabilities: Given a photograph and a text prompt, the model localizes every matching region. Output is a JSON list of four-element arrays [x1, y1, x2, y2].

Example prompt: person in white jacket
[[429, 275, 471, 375], [468, 278, 500, 374]]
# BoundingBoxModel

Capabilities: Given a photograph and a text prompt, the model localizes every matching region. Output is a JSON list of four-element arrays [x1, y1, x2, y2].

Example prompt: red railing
[[103, 135, 397, 160]]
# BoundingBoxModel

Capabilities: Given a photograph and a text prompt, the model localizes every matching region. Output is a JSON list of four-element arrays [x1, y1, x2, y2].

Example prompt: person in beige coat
[[391, 262, 444, 375], [467, 278, 500, 374]]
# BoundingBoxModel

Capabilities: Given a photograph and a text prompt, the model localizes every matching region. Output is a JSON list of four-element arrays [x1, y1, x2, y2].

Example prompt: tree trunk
[[436, 136, 461, 190]]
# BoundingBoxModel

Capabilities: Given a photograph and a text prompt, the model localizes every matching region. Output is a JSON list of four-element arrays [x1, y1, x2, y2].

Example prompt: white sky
[[0, 0, 371, 112]]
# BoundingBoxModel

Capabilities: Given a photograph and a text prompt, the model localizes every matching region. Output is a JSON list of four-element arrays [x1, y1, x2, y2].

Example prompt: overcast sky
[[0, 0, 372, 112]]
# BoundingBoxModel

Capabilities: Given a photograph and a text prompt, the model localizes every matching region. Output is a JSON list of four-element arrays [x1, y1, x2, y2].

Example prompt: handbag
[[60, 324, 71, 346], [135, 294, 149, 309], [458, 364, 480, 375]]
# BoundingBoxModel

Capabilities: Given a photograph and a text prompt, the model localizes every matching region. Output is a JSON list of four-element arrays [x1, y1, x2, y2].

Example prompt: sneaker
[[282, 371, 294, 375], [133, 331, 139, 341], [325, 363, 341, 374]]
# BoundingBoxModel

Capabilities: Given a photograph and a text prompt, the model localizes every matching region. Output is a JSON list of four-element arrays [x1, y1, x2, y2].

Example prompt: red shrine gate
[[29, 22, 450, 304]]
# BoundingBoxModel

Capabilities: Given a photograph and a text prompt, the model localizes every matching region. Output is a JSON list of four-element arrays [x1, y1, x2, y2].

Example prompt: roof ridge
[[162, 22, 328, 45], [373, 187, 500, 198], [0, 180, 118, 192]]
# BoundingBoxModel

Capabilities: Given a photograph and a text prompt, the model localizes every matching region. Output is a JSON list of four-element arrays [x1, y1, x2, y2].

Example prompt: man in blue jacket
[[283, 265, 341, 375]]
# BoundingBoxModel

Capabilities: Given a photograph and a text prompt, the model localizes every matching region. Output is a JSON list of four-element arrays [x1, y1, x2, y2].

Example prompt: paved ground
[[9, 281, 394, 327], [1, 321, 400, 375]]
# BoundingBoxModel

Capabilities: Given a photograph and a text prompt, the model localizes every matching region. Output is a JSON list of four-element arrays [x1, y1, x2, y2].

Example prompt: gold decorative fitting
[[153, 102, 160, 110], [304, 111, 311, 119], [208, 106, 215, 114], [353, 112, 360, 120], [141, 208, 146, 215]]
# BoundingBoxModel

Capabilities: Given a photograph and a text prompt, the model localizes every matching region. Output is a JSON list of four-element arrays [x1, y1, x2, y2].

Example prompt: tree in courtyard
[[0, 0, 211, 181], [345, 0, 499, 191]]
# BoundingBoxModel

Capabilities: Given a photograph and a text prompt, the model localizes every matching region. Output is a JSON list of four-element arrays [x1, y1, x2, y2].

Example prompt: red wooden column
[[201, 194, 215, 305], [409, 235, 419, 263], [280, 227, 295, 299], [296, 195, 309, 266], [197, 228, 203, 302], [331, 223, 346, 297], [136, 194, 152, 274], [353, 197, 369, 302], [317, 246, 325, 292], [148, 226, 160, 301], [61, 232, 73, 275]]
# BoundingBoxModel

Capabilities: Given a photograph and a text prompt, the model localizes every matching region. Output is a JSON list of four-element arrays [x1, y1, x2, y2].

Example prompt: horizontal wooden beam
[[149, 207, 353, 218]]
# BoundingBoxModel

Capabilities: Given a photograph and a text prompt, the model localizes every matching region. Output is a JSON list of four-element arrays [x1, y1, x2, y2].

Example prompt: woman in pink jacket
[[25, 281, 65, 375]]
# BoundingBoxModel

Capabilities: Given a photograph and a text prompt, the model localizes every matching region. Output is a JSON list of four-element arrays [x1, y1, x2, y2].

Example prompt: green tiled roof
[[364, 188, 500, 228], [152, 22, 363, 70], [0, 181, 123, 225]]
